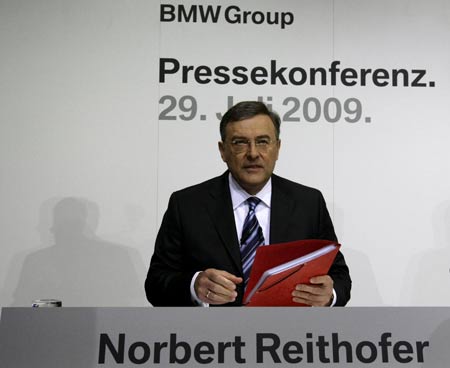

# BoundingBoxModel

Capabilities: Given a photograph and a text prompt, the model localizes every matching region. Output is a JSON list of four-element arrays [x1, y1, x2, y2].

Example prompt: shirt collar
[[228, 173, 272, 210]]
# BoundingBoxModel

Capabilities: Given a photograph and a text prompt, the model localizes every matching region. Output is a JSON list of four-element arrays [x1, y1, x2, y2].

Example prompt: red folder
[[243, 239, 340, 306]]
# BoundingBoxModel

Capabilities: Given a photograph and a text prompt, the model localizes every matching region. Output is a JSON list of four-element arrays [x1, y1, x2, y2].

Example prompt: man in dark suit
[[146, 101, 351, 307]]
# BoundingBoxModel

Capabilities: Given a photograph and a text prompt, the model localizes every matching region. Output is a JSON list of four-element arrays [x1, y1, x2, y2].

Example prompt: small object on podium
[[243, 239, 340, 306], [31, 299, 62, 307]]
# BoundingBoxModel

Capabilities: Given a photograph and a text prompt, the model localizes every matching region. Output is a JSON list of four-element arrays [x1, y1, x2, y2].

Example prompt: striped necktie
[[240, 197, 265, 287]]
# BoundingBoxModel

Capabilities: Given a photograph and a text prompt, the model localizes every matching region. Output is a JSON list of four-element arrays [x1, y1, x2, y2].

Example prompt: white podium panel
[[1, 307, 449, 367]]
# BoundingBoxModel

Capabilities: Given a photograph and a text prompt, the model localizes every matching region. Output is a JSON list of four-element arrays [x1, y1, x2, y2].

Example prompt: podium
[[1, 307, 449, 367]]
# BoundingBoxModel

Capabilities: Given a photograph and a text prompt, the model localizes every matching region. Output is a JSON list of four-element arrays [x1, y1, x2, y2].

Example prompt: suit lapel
[[204, 173, 296, 270], [270, 175, 295, 243], [205, 173, 242, 271]]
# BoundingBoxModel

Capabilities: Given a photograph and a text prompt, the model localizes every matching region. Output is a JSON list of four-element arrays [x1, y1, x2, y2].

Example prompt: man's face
[[219, 114, 280, 195]]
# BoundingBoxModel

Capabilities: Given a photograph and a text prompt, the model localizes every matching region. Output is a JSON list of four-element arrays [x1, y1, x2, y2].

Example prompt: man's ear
[[274, 139, 281, 161], [218, 141, 226, 162]]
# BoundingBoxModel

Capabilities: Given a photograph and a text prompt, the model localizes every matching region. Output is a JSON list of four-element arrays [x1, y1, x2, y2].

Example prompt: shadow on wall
[[402, 200, 450, 306], [332, 205, 384, 306], [6, 197, 147, 307]]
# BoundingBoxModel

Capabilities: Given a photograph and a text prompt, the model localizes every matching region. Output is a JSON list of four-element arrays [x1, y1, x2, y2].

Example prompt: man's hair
[[219, 101, 281, 141]]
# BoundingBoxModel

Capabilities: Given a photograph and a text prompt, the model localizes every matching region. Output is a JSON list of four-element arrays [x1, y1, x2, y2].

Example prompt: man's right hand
[[194, 268, 243, 305]]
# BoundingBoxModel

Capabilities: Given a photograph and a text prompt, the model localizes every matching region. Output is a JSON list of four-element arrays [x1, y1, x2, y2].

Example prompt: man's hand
[[195, 269, 243, 305], [292, 275, 334, 307]]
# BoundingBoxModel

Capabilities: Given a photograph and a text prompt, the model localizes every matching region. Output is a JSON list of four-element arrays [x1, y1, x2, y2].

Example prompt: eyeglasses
[[228, 137, 277, 153]]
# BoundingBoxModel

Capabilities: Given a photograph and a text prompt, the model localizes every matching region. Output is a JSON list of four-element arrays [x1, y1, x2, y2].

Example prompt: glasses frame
[[227, 137, 278, 154]]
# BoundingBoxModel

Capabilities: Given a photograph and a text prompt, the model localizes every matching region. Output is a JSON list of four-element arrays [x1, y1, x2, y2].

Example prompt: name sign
[[1, 307, 449, 367]]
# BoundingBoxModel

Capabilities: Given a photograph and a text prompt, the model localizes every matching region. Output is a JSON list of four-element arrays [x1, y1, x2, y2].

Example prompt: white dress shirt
[[228, 173, 272, 245]]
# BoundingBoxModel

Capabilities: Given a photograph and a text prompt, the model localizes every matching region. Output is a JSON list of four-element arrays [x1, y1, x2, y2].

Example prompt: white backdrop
[[1, 0, 449, 307]]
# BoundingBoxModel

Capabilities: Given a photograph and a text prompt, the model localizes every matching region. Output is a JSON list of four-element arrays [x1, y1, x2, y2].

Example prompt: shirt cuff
[[330, 288, 337, 307], [190, 271, 209, 307]]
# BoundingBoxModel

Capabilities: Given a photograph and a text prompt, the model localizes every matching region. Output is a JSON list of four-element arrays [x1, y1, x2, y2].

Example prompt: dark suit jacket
[[145, 172, 351, 306]]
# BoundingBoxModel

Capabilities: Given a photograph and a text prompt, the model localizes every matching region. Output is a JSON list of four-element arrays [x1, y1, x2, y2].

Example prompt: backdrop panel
[[0, 0, 449, 306]]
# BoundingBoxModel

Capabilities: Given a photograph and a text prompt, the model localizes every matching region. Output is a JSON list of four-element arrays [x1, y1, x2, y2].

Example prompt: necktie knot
[[246, 197, 261, 211]]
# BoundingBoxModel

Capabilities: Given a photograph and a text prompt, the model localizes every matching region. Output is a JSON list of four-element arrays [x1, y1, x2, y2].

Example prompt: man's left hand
[[292, 275, 334, 307]]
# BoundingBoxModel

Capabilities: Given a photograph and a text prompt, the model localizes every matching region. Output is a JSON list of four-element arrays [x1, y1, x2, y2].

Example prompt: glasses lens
[[230, 139, 273, 153]]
